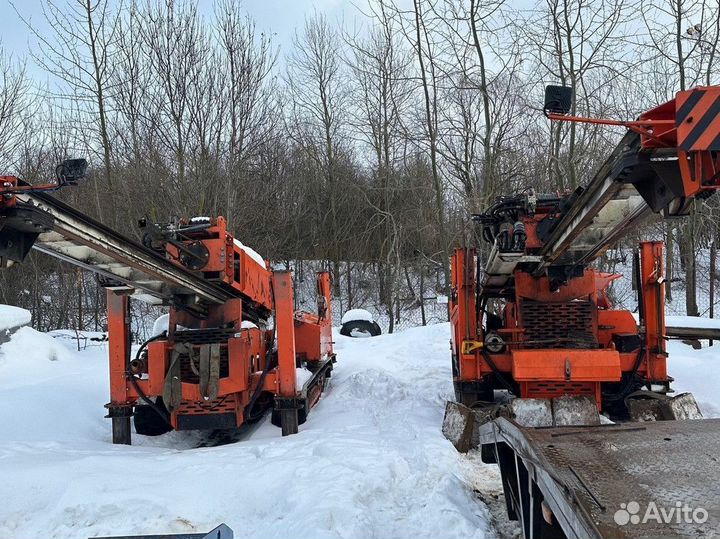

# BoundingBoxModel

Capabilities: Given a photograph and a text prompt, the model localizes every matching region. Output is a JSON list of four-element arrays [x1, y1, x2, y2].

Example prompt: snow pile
[[47, 330, 108, 351], [152, 313, 170, 337], [665, 315, 720, 329], [233, 238, 266, 268], [3, 317, 717, 538], [341, 308, 374, 325], [630, 313, 720, 330], [0, 323, 494, 539], [0, 304, 31, 332], [668, 340, 720, 417], [296, 367, 313, 387], [0, 327, 96, 449], [0, 326, 74, 368]]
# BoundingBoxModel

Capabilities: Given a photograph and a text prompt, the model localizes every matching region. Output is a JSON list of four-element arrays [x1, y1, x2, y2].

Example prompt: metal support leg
[[112, 416, 132, 445], [106, 404, 133, 445], [639, 241, 668, 381], [272, 271, 299, 436], [107, 290, 133, 444], [280, 408, 299, 436]]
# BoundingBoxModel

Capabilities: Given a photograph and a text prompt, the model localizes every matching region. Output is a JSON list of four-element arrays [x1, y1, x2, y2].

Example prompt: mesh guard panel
[[519, 299, 597, 349]]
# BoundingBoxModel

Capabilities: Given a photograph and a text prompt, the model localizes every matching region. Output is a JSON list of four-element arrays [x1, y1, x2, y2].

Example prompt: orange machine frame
[[105, 222, 336, 443], [450, 85, 720, 413], [450, 242, 667, 411], [162, 217, 274, 310]]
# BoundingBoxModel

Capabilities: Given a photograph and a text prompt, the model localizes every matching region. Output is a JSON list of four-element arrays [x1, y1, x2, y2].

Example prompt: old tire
[[340, 319, 381, 338]]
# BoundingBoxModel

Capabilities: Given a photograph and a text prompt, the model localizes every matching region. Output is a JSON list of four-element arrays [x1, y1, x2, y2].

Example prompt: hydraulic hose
[[125, 331, 172, 425], [244, 282, 279, 422], [481, 349, 517, 393], [602, 346, 645, 402]]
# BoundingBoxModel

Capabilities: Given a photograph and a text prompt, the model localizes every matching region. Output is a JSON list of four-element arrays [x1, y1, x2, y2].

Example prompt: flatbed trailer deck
[[478, 417, 720, 538]]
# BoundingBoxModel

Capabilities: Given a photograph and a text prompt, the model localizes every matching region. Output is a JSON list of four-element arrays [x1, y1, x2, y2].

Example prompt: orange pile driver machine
[[450, 85, 720, 418], [0, 165, 335, 444]]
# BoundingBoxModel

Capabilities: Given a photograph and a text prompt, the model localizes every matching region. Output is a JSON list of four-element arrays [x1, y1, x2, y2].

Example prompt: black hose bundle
[[125, 331, 172, 426]]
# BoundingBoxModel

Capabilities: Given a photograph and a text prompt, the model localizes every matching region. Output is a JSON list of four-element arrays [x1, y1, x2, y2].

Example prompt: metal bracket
[[274, 396, 304, 410], [462, 340, 484, 355], [104, 403, 133, 419]]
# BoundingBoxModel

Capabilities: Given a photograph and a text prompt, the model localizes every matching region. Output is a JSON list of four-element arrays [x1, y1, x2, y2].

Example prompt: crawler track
[[196, 413, 271, 448]]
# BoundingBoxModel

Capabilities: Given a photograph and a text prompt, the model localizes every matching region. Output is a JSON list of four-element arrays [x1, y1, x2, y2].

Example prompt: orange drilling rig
[[0, 164, 335, 444], [444, 85, 720, 539], [450, 84, 720, 418]]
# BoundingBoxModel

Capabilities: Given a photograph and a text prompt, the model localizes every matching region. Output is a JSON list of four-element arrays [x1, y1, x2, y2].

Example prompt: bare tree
[[286, 12, 349, 291], [525, 0, 628, 189], [139, 0, 208, 193], [214, 0, 278, 226], [347, 2, 413, 330], [15, 0, 120, 191], [0, 50, 35, 171], [401, 0, 451, 292], [639, 0, 720, 316]]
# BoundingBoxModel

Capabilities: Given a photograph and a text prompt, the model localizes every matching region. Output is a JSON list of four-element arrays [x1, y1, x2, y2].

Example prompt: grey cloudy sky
[[0, 0, 361, 70]]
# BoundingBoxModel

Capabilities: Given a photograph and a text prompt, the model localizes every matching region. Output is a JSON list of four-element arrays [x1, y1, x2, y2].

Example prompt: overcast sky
[[0, 0, 361, 77]]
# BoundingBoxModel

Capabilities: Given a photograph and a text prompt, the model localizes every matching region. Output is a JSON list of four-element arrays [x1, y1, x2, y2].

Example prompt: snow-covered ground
[[0, 305, 31, 332], [0, 323, 496, 539], [0, 320, 718, 539], [669, 340, 720, 417]]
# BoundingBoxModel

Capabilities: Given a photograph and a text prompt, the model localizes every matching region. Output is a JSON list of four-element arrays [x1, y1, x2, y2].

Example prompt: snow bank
[[630, 313, 720, 330], [0, 304, 31, 332], [341, 308, 374, 324], [48, 329, 107, 340], [233, 239, 266, 268], [151, 313, 170, 337], [668, 341, 720, 417], [0, 322, 494, 539], [296, 367, 313, 387], [2, 317, 719, 539], [0, 326, 74, 369], [666, 315, 720, 329]]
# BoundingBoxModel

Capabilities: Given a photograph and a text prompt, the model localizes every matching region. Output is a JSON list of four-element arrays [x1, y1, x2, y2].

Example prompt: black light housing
[[56, 158, 88, 185], [544, 85, 573, 115]]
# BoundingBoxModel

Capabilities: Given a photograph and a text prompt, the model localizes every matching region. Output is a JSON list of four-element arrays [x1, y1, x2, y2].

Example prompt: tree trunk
[[413, 0, 450, 294]]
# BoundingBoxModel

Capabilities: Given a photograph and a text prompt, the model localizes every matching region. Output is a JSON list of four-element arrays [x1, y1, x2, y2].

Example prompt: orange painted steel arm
[[450, 248, 485, 381], [639, 241, 668, 381], [550, 87, 720, 202], [107, 290, 132, 405], [273, 271, 297, 397], [546, 113, 675, 147], [317, 271, 332, 323]]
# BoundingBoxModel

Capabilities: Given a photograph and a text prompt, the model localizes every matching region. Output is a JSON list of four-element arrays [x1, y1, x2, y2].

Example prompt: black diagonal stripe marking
[[676, 89, 706, 127], [708, 129, 720, 151], [681, 95, 720, 150]]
